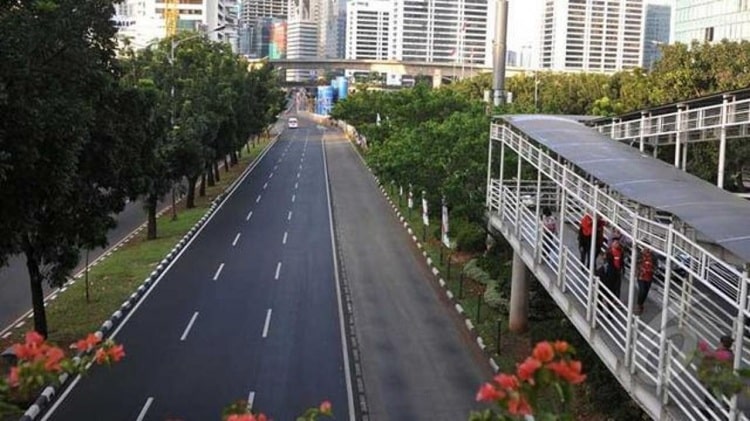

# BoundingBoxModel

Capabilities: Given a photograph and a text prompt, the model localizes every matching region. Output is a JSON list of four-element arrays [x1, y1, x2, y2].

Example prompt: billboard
[[269, 19, 287, 59]]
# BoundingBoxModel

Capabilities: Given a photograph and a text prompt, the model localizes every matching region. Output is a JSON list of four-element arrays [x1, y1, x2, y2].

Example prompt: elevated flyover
[[487, 114, 750, 420]]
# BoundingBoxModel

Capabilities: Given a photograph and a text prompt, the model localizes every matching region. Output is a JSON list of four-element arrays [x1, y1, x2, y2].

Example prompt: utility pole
[[492, 0, 509, 107]]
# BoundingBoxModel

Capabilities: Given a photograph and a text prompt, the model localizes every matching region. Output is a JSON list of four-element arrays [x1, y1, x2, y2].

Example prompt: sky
[[506, 0, 543, 52]]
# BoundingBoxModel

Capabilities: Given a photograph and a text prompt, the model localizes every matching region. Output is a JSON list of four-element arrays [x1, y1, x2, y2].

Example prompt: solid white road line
[[247, 391, 256, 412], [136, 397, 154, 421], [287, 211, 293, 221], [262, 309, 272, 338], [263, 182, 268, 190], [232, 233, 241, 247], [282, 232, 288, 244], [274, 262, 282, 280], [256, 195, 262, 203], [41, 133, 283, 421], [180, 312, 199, 341], [246, 210, 253, 221], [292, 194, 296, 203], [213, 263, 225, 281]]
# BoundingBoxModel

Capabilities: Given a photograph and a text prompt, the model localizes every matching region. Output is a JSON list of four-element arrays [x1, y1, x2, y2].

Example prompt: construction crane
[[164, 0, 179, 37]]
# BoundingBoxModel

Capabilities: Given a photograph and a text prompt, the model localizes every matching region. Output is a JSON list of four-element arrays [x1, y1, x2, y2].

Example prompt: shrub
[[483, 281, 509, 312]]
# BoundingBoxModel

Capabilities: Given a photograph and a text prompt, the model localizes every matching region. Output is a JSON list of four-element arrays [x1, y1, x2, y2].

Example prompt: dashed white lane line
[[283, 232, 288, 244], [269, 172, 273, 179], [297, 172, 301, 179], [287, 211, 293, 221], [246, 211, 253, 221], [298, 164, 303, 170], [274, 262, 282, 280], [262, 309, 272, 338], [274, 165, 278, 170], [180, 312, 199, 341], [136, 397, 154, 421], [213, 263, 225, 281], [256, 195, 262, 203], [232, 233, 241, 247], [247, 391, 256, 412], [294, 182, 298, 189], [292, 194, 296, 203], [263, 182, 268, 189]]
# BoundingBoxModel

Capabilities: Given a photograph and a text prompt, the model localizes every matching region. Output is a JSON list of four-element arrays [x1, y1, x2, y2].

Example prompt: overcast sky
[[506, 0, 543, 52]]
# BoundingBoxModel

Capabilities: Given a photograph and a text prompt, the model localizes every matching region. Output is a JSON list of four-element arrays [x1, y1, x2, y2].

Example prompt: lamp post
[[534, 72, 540, 113], [167, 26, 225, 220]]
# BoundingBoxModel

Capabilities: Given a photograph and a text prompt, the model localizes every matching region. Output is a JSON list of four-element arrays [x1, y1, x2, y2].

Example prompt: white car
[[288, 117, 298, 129]]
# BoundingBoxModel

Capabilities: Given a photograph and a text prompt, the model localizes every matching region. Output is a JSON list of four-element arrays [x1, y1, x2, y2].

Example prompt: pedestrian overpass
[[487, 108, 750, 419]]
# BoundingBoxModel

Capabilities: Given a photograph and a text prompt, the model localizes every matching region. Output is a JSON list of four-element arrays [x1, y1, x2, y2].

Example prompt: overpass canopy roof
[[499, 114, 750, 264]]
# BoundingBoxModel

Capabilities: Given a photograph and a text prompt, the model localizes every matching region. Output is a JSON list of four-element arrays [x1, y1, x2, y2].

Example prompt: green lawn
[[1, 139, 271, 349]]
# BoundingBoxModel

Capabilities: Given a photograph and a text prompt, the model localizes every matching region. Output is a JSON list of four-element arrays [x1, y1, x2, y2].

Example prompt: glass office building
[[674, 0, 750, 43]]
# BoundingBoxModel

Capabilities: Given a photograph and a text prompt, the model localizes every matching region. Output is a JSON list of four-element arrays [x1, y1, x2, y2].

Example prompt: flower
[[507, 394, 532, 416], [493, 373, 519, 390], [108, 344, 126, 362], [714, 349, 733, 362], [25, 331, 45, 346], [698, 340, 710, 353], [475, 382, 505, 402], [547, 360, 586, 385], [72, 333, 101, 353], [517, 357, 542, 382], [319, 400, 332, 415], [532, 341, 555, 363], [8, 366, 20, 387], [44, 347, 65, 372], [553, 340, 570, 354], [94, 348, 108, 364]]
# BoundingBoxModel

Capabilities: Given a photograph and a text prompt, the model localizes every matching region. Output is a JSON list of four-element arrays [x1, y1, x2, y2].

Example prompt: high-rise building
[[540, 0, 644, 73], [673, 0, 750, 44], [642, 2, 671, 70], [390, 0, 494, 67], [317, 0, 344, 58], [286, 19, 319, 81], [238, 0, 288, 56], [346, 0, 391, 61]]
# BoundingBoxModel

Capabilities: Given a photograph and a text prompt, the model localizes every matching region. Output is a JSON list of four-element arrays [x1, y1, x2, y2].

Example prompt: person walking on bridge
[[635, 246, 655, 315], [578, 213, 593, 266]]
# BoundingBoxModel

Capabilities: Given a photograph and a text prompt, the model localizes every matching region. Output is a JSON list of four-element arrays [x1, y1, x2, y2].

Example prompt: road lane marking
[[256, 195, 262, 203], [274, 165, 278, 170], [246, 211, 253, 221], [297, 172, 300, 179], [287, 211, 293, 221], [247, 391, 256, 412], [263, 182, 268, 190], [299, 164, 303, 170], [292, 194, 296, 203], [269, 172, 273, 178], [294, 182, 298, 189], [180, 312, 199, 341], [213, 263, 225, 281], [232, 233, 241, 247], [1, 332, 11, 339], [262, 309, 272, 338], [274, 262, 282, 280], [136, 397, 154, 421], [283, 232, 288, 244]]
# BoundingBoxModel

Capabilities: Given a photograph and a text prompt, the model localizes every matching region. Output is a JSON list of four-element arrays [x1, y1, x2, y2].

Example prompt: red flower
[[73, 333, 101, 353], [507, 394, 532, 416], [547, 360, 586, 384], [319, 400, 332, 415], [553, 340, 570, 354], [44, 347, 65, 372], [13, 343, 38, 361], [532, 341, 555, 363], [493, 373, 519, 390], [226, 415, 255, 421], [714, 349, 733, 362], [25, 331, 45, 346], [475, 382, 505, 402], [108, 345, 126, 362], [94, 348, 108, 364], [698, 340, 710, 354], [517, 357, 542, 382], [8, 366, 19, 387]]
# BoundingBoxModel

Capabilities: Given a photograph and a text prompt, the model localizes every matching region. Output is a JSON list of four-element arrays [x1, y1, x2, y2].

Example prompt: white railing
[[487, 121, 750, 420]]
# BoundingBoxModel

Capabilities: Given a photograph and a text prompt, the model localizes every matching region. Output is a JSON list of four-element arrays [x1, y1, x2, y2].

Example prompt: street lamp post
[[534, 72, 540, 113]]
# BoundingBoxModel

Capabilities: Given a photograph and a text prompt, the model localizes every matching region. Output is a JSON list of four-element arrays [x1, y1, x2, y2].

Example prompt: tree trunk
[[206, 165, 215, 187], [224, 155, 230, 172], [200, 173, 207, 197], [236, 148, 242, 160], [213, 161, 221, 182], [187, 176, 197, 208], [146, 194, 158, 240], [24, 248, 48, 338]]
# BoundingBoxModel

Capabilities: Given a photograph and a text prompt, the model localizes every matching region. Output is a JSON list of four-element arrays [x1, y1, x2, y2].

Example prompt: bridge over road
[[488, 114, 750, 420]]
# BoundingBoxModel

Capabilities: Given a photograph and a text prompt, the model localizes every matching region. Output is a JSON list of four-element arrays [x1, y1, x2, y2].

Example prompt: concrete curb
[[19, 137, 280, 421]]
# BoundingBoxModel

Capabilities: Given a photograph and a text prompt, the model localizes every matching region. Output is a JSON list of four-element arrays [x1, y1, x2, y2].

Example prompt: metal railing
[[487, 121, 750, 420]]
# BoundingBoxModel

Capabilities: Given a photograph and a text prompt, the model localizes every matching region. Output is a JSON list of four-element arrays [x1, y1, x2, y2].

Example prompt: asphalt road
[[325, 131, 491, 419], [43, 117, 351, 421]]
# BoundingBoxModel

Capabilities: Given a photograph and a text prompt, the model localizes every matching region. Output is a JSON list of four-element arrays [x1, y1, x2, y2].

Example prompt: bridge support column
[[432, 69, 442, 89], [509, 251, 529, 333]]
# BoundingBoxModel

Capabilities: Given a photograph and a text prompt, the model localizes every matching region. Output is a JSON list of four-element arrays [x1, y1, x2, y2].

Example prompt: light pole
[[534, 72, 540, 113], [167, 26, 225, 220]]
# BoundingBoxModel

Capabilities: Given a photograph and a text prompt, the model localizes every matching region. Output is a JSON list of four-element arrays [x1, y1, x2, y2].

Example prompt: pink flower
[[44, 347, 65, 372], [319, 400, 332, 415], [517, 357, 542, 382], [714, 349, 733, 362], [532, 341, 555, 363], [25, 331, 45, 346], [475, 382, 505, 402], [108, 345, 126, 362], [507, 394, 532, 416], [698, 340, 710, 353], [493, 373, 519, 390]]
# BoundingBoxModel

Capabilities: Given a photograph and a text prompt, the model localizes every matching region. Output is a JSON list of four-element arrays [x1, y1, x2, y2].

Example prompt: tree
[[0, 0, 137, 336]]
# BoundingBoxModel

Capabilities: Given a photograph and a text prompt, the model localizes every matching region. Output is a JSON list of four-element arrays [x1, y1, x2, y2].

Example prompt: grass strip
[[1, 139, 272, 350]]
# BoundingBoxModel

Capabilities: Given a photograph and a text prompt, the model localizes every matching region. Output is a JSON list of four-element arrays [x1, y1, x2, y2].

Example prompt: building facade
[[238, 0, 288, 57], [673, 0, 750, 44], [346, 0, 391, 61], [389, 0, 494, 67], [540, 0, 644, 73], [642, 2, 671, 70], [286, 20, 319, 81]]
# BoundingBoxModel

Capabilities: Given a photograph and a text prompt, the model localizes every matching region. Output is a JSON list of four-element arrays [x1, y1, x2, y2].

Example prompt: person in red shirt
[[605, 239, 624, 300], [635, 246, 655, 315], [578, 213, 593, 266]]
